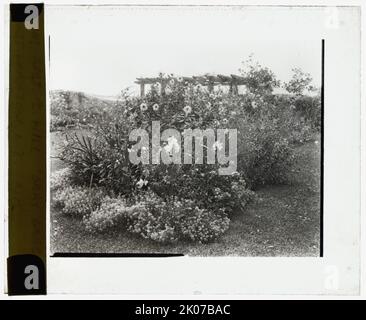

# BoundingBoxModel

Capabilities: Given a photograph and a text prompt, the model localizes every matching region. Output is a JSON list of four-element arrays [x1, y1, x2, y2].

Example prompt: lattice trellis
[[135, 74, 248, 97]]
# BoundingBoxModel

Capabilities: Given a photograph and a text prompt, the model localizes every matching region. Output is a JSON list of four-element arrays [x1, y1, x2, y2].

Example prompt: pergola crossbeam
[[136, 74, 248, 97]]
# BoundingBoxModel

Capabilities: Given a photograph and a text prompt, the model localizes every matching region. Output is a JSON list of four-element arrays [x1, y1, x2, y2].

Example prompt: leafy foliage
[[239, 55, 281, 95], [52, 59, 321, 244], [50, 90, 116, 131], [283, 68, 317, 96]]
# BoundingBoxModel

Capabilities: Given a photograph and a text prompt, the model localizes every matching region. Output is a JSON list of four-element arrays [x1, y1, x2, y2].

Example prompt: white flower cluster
[[53, 186, 104, 218], [50, 168, 72, 191]]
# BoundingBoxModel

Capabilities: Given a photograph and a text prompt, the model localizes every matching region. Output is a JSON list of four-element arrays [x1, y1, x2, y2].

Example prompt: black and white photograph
[[0, 0, 363, 299], [48, 5, 323, 257]]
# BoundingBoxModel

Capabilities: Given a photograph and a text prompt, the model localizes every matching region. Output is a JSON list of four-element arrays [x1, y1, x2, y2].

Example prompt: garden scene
[[50, 61, 321, 256]]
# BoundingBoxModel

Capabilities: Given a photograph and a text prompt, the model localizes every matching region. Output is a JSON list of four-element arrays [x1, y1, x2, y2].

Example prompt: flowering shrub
[[124, 191, 179, 242], [81, 190, 229, 243], [146, 163, 254, 216], [126, 192, 230, 243], [53, 186, 104, 218], [177, 204, 230, 243], [84, 196, 142, 233], [59, 79, 256, 211], [58, 75, 308, 203], [55, 64, 320, 243], [50, 167, 72, 191]]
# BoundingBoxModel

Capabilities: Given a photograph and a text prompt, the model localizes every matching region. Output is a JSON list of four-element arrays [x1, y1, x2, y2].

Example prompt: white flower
[[136, 178, 148, 189], [183, 105, 192, 115], [152, 103, 160, 111], [177, 76, 184, 82], [169, 78, 175, 86], [314, 140, 319, 145], [251, 101, 257, 109], [140, 103, 148, 111], [222, 118, 228, 124]]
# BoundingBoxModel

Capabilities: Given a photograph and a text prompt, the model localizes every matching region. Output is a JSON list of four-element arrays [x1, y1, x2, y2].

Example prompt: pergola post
[[140, 82, 145, 97], [229, 82, 238, 95], [232, 84, 238, 95], [160, 81, 166, 96]]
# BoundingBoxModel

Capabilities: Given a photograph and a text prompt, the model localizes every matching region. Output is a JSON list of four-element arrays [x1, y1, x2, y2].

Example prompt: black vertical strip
[[320, 39, 325, 257], [8, 3, 46, 294]]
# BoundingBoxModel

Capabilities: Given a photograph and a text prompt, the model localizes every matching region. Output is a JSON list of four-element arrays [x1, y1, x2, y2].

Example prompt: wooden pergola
[[135, 74, 248, 97]]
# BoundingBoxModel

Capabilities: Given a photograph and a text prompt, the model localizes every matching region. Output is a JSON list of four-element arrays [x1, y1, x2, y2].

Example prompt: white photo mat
[[44, 3, 361, 295]]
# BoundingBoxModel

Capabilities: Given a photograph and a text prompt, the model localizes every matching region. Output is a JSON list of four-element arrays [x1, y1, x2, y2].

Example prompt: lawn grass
[[50, 133, 320, 256]]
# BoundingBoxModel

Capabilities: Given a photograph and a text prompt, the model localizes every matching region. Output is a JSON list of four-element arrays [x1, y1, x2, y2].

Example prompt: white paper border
[[39, 2, 362, 296]]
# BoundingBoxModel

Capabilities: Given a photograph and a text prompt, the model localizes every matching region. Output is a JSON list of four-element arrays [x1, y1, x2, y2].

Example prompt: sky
[[47, 6, 322, 97]]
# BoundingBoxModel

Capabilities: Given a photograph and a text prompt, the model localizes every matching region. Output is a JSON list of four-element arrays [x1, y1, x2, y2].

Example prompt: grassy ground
[[50, 132, 320, 256]]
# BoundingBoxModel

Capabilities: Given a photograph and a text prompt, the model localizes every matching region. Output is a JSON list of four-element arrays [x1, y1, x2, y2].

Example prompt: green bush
[[53, 186, 104, 218], [246, 93, 320, 143], [55, 71, 320, 243], [146, 164, 254, 216], [236, 114, 295, 188], [59, 80, 256, 214], [293, 95, 321, 131]]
